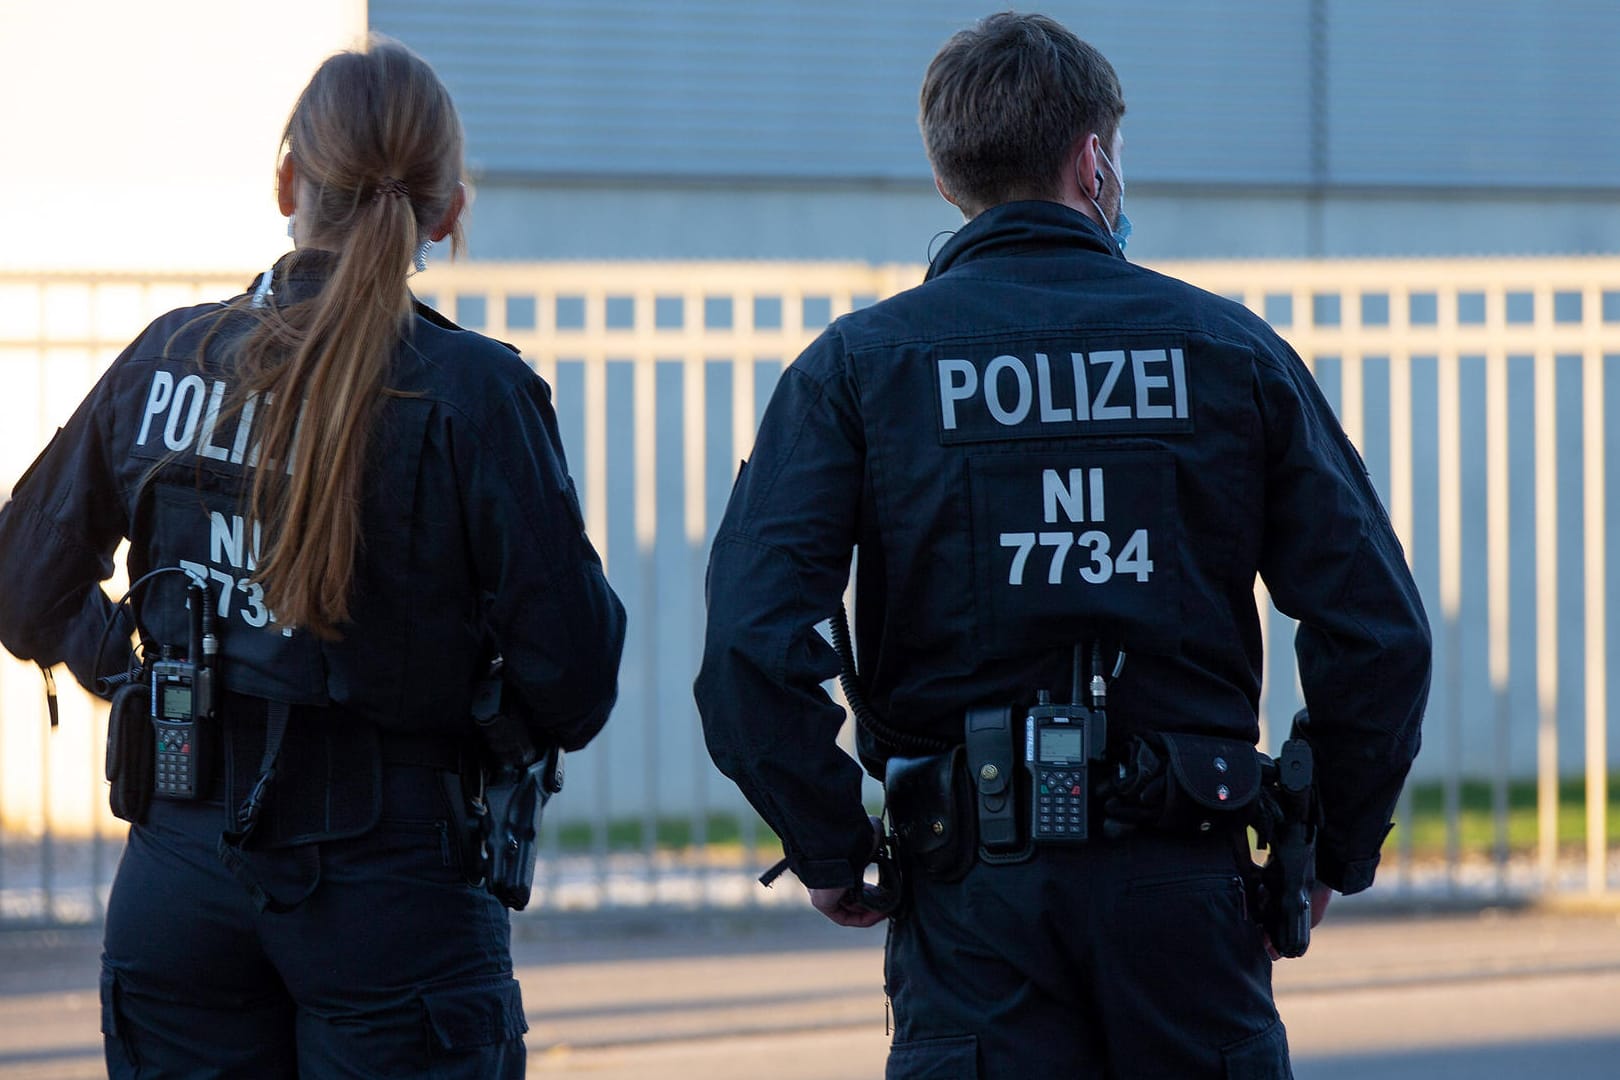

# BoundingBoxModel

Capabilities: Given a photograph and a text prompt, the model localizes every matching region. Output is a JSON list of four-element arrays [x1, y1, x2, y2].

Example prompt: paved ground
[[1, 899, 1618, 1077]]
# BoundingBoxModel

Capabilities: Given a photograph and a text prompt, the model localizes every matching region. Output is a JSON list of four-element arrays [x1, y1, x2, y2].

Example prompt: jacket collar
[[245, 249, 467, 337], [246, 248, 341, 307], [925, 200, 1121, 281]]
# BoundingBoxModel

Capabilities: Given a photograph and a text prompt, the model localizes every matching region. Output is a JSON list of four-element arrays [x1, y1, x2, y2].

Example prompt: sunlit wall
[[0, 2, 366, 834], [0, 1, 367, 273]]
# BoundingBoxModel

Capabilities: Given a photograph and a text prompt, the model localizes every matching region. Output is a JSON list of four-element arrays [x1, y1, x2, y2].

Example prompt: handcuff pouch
[[885, 746, 974, 882]]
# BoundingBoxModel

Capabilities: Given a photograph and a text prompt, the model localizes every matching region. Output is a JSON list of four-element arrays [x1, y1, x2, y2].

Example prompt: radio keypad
[[1035, 767, 1087, 838], [154, 722, 196, 798]]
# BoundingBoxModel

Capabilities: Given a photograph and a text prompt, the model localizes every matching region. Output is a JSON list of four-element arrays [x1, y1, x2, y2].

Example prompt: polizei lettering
[[934, 343, 1193, 444], [133, 369, 291, 474]]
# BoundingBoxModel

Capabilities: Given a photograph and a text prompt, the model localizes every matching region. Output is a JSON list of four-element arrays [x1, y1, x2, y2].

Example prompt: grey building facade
[[371, 0, 1620, 263]]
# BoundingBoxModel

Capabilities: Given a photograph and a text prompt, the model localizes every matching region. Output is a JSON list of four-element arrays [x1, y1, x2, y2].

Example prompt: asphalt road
[[2, 903, 1618, 1078]]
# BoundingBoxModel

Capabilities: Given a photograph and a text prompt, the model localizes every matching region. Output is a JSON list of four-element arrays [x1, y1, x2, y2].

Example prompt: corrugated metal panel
[[1328, 0, 1620, 188], [372, 1, 1620, 192], [1095, 2, 1312, 186], [368, 0, 1313, 185]]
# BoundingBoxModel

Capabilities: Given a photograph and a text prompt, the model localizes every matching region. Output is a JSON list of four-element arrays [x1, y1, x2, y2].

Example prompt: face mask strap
[[1087, 145, 1131, 255]]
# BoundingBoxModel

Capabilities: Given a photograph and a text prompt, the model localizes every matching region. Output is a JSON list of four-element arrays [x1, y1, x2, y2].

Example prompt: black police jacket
[[696, 201, 1431, 895], [0, 251, 625, 756]]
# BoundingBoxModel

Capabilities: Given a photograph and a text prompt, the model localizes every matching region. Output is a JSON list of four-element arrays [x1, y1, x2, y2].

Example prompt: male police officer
[[696, 12, 1430, 1078]]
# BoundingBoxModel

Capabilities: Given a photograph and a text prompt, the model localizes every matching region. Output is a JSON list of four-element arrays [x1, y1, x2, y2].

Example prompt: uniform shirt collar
[[246, 248, 341, 307], [926, 200, 1118, 281]]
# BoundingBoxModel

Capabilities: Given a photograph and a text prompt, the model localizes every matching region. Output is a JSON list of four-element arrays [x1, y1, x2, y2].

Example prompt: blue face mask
[[1092, 149, 1132, 254]]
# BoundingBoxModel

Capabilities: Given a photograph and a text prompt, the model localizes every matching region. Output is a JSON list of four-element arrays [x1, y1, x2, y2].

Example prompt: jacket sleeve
[[459, 375, 626, 752], [694, 331, 875, 891], [0, 362, 130, 692], [1255, 341, 1432, 895]]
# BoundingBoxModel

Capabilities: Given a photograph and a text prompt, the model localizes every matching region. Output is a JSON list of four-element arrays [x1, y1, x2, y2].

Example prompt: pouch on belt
[[1103, 730, 1261, 832], [885, 746, 975, 882]]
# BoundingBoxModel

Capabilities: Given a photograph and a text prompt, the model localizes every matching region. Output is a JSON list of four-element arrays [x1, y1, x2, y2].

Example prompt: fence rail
[[1, 256, 1617, 925]]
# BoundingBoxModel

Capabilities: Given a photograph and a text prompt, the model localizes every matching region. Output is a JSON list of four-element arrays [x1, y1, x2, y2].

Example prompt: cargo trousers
[[884, 826, 1292, 1079], [99, 763, 527, 1078]]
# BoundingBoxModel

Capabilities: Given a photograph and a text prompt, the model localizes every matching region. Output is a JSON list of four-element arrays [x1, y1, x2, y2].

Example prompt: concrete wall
[[459, 181, 1620, 264]]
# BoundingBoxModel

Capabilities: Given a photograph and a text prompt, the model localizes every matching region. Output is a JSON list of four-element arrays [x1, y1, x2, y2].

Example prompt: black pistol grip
[[1277, 738, 1313, 796]]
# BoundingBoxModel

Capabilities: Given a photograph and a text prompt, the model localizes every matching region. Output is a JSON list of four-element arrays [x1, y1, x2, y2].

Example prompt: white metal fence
[[0, 257, 1616, 924]]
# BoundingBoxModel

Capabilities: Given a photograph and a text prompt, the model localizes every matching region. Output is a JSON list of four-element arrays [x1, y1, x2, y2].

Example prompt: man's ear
[[429, 182, 467, 243], [276, 154, 297, 218], [933, 173, 959, 209], [1077, 135, 1103, 201]]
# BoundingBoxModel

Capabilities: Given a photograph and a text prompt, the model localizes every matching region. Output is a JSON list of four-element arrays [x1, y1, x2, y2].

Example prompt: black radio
[[150, 581, 217, 801], [151, 651, 204, 798], [1025, 699, 1094, 841], [1023, 644, 1114, 843]]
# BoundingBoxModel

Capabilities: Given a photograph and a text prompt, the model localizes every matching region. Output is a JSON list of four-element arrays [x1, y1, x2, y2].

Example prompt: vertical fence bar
[[90, 313, 108, 924], [583, 339, 611, 904], [528, 287, 560, 907], [583, 351, 610, 569], [26, 296, 46, 923], [1534, 346, 1560, 887], [39, 296, 57, 922], [634, 353, 659, 898], [1437, 347, 1463, 890], [1339, 353, 1365, 450], [91, 701, 105, 921], [733, 357, 758, 466], [39, 704, 52, 924], [734, 355, 760, 900], [1582, 347, 1608, 893], [1486, 345, 1511, 891], [684, 352, 710, 904], [1386, 286, 1412, 887]]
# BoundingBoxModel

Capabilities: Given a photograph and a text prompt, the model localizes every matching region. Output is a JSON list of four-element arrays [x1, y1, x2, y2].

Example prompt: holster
[[479, 748, 563, 911], [884, 747, 975, 882], [106, 682, 153, 824], [461, 662, 565, 911], [1259, 734, 1318, 957]]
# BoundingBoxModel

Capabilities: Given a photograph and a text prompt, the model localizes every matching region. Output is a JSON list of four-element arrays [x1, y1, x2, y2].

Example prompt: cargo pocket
[[1222, 1018, 1292, 1079], [422, 976, 529, 1057], [99, 966, 139, 1070], [886, 1033, 978, 1079]]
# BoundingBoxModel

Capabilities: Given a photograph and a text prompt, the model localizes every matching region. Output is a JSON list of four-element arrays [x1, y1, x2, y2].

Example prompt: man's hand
[[809, 885, 889, 927], [1263, 882, 1334, 960], [1309, 881, 1333, 928], [807, 815, 888, 928]]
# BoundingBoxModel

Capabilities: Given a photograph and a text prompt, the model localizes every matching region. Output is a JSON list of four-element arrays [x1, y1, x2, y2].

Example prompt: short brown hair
[[920, 12, 1125, 217]]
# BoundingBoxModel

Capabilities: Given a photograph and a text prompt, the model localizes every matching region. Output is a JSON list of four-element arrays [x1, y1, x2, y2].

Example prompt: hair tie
[[374, 176, 410, 201]]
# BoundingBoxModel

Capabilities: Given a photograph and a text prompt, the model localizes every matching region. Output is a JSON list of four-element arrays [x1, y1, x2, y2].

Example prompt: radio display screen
[[1038, 726, 1084, 762], [160, 684, 192, 720]]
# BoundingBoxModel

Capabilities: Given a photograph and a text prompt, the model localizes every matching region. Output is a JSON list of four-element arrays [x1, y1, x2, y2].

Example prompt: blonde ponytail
[[223, 37, 466, 639]]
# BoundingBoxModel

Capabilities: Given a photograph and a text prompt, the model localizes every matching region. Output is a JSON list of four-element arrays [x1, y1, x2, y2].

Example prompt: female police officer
[[0, 37, 624, 1077]]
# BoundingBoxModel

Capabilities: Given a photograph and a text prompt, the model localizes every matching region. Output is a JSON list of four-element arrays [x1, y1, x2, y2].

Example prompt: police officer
[[696, 12, 1430, 1078], [0, 39, 625, 1077]]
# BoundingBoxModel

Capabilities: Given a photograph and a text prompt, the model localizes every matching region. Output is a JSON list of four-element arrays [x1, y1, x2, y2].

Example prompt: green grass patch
[[1394, 775, 1620, 856], [550, 812, 780, 854]]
